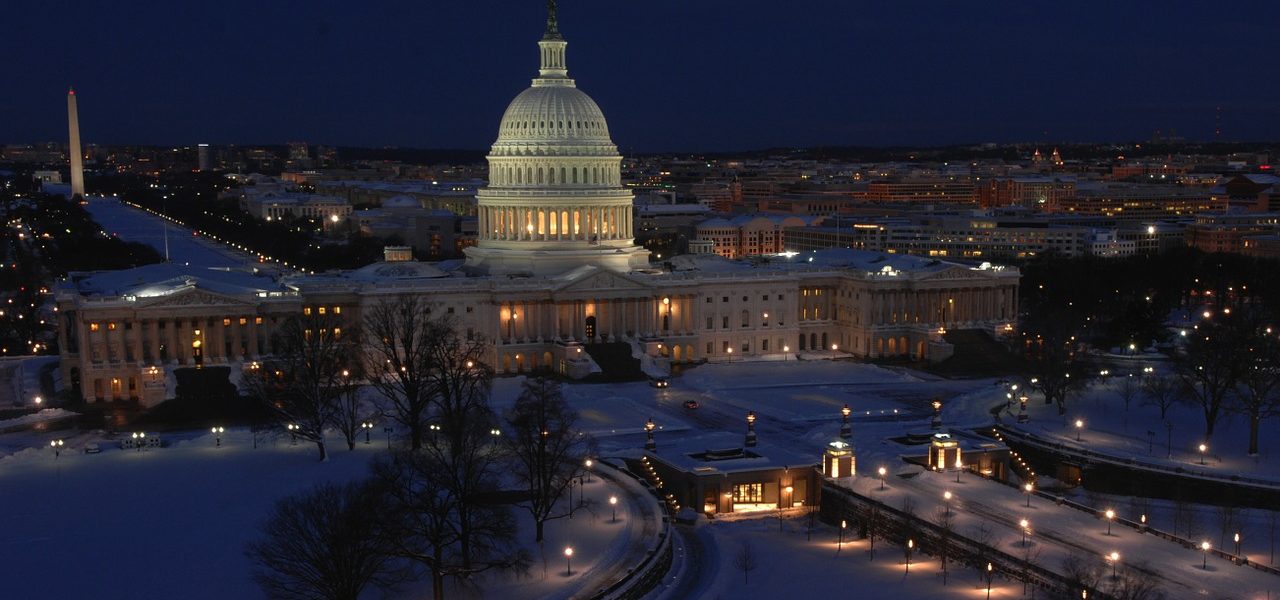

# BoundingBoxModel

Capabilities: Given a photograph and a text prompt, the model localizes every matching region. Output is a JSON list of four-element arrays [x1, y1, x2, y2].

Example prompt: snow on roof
[[69, 263, 286, 298], [646, 431, 816, 475], [343, 260, 450, 282]]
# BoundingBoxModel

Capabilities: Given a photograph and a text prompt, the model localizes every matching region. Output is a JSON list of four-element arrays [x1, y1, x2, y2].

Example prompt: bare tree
[[1228, 324, 1280, 456], [1172, 497, 1191, 538], [1267, 510, 1278, 565], [1175, 319, 1244, 439], [1022, 308, 1085, 415], [734, 540, 758, 584], [364, 296, 437, 451], [1119, 373, 1140, 413], [931, 508, 954, 585], [1020, 543, 1043, 598], [1141, 371, 1179, 420], [1215, 504, 1240, 549], [247, 481, 402, 600], [970, 520, 996, 582], [1109, 562, 1165, 600], [506, 377, 592, 543], [247, 313, 354, 461], [1061, 552, 1103, 598], [372, 450, 528, 600], [333, 351, 369, 451]]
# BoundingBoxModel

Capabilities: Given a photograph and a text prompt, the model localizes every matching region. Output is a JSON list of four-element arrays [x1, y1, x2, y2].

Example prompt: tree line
[[244, 296, 594, 600]]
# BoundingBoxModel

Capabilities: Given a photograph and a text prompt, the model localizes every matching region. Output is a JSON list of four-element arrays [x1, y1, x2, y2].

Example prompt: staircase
[[928, 329, 1022, 377], [581, 341, 647, 382]]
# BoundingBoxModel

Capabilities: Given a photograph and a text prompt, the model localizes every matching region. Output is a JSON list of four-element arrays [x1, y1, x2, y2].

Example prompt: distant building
[[1184, 213, 1280, 254], [695, 214, 819, 258], [977, 176, 1076, 209], [197, 143, 212, 171]]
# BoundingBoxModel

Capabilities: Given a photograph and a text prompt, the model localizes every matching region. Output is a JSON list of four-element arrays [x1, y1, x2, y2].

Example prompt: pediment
[[917, 265, 995, 281], [138, 287, 255, 309], [554, 269, 653, 293]]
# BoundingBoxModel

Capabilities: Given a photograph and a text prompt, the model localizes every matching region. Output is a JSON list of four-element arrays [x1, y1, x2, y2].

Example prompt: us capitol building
[[55, 7, 1020, 404]]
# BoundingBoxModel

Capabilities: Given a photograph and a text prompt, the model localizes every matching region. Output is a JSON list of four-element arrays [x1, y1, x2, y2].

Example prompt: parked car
[[683, 400, 699, 410], [650, 378, 669, 388]]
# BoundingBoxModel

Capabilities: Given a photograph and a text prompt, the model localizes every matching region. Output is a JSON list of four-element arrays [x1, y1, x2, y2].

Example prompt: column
[[248, 320, 260, 358]]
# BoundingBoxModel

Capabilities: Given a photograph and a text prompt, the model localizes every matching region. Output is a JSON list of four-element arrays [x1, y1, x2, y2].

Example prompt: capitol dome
[[463, 3, 649, 277]]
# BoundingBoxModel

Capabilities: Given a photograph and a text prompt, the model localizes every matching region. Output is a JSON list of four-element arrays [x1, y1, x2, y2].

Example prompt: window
[[706, 297, 712, 304], [722, 316, 729, 328], [318, 307, 326, 315], [722, 296, 728, 303], [778, 294, 784, 300], [239, 317, 248, 326], [741, 340, 750, 352], [222, 318, 231, 326], [762, 339, 770, 351], [108, 322, 117, 331], [706, 342, 713, 355], [90, 322, 100, 332], [304, 307, 312, 316], [741, 310, 749, 327], [466, 306, 473, 313], [447, 307, 455, 314], [255, 317, 263, 325], [706, 316, 713, 329], [333, 306, 341, 315], [733, 483, 763, 503], [333, 327, 342, 339], [722, 341, 730, 352]]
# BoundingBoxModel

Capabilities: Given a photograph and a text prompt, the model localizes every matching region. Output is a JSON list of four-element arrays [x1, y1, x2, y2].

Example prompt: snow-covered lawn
[[0, 428, 649, 600]]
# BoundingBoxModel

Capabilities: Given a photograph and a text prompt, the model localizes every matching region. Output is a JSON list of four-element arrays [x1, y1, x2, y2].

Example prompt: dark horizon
[[5, 1, 1279, 152]]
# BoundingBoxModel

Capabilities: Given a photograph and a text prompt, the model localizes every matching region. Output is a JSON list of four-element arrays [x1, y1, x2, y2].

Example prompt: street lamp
[[986, 562, 994, 599], [838, 519, 846, 553], [1024, 482, 1034, 507], [362, 421, 374, 444], [931, 399, 942, 429], [1107, 551, 1119, 579], [132, 431, 146, 452], [878, 466, 887, 490], [287, 423, 298, 445], [745, 410, 757, 447], [584, 458, 593, 482], [1018, 394, 1029, 423], [905, 538, 913, 573], [840, 403, 852, 439], [1234, 532, 1241, 557], [1075, 419, 1084, 442], [662, 296, 670, 331], [943, 490, 952, 516], [429, 423, 441, 443], [564, 546, 573, 576], [211, 426, 224, 447], [783, 345, 790, 361], [1201, 541, 1211, 569], [726, 347, 733, 363], [955, 455, 963, 483], [1198, 443, 1208, 465], [644, 417, 656, 451], [1020, 519, 1030, 546], [610, 495, 618, 522], [50, 438, 64, 459], [1104, 509, 1115, 535]]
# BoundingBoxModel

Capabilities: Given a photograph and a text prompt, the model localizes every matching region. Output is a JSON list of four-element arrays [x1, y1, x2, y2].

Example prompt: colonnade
[[479, 204, 632, 242]]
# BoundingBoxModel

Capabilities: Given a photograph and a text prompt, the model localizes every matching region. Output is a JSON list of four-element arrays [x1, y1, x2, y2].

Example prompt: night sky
[[5, 0, 1278, 152]]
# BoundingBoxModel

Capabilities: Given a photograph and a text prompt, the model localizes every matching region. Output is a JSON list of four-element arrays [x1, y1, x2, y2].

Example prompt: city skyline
[[5, 0, 1280, 151]]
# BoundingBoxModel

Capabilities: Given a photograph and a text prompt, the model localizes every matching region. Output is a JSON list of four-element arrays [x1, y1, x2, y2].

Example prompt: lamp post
[[1024, 482, 1034, 508], [955, 456, 963, 483], [564, 546, 573, 576], [726, 347, 733, 363], [1075, 419, 1083, 442], [1018, 394, 1029, 423], [931, 399, 943, 429], [211, 426, 224, 447], [986, 562, 993, 600], [287, 423, 298, 445], [1201, 541, 1211, 569], [507, 307, 517, 341], [783, 345, 790, 361], [610, 495, 618, 522], [1198, 443, 1208, 465], [1104, 509, 1115, 535], [1107, 551, 1119, 579], [878, 466, 887, 490], [838, 519, 846, 554], [1020, 519, 1030, 546], [905, 539, 913, 574], [584, 458, 593, 483], [50, 438, 64, 459], [644, 417, 656, 451], [840, 404, 852, 439], [429, 423, 441, 443], [943, 490, 952, 516], [490, 427, 502, 445], [745, 411, 757, 447], [362, 421, 373, 444], [662, 296, 670, 331], [132, 431, 145, 452], [1234, 532, 1241, 557]]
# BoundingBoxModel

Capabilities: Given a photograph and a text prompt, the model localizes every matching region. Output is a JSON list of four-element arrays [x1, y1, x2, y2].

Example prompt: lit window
[[223, 318, 231, 326], [303, 307, 312, 316], [333, 307, 341, 315], [318, 307, 326, 315], [333, 327, 342, 339], [239, 317, 248, 326], [90, 322, 100, 332], [255, 317, 263, 325], [108, 322, 117, 331]]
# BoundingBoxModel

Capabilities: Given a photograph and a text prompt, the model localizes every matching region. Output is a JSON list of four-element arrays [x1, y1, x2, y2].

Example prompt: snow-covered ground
[[0, 429, 650, 600], [83, 198, 256, 270]]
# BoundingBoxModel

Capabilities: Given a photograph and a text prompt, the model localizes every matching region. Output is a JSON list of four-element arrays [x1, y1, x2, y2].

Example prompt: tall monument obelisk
[[67, 88, 85, 200]]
